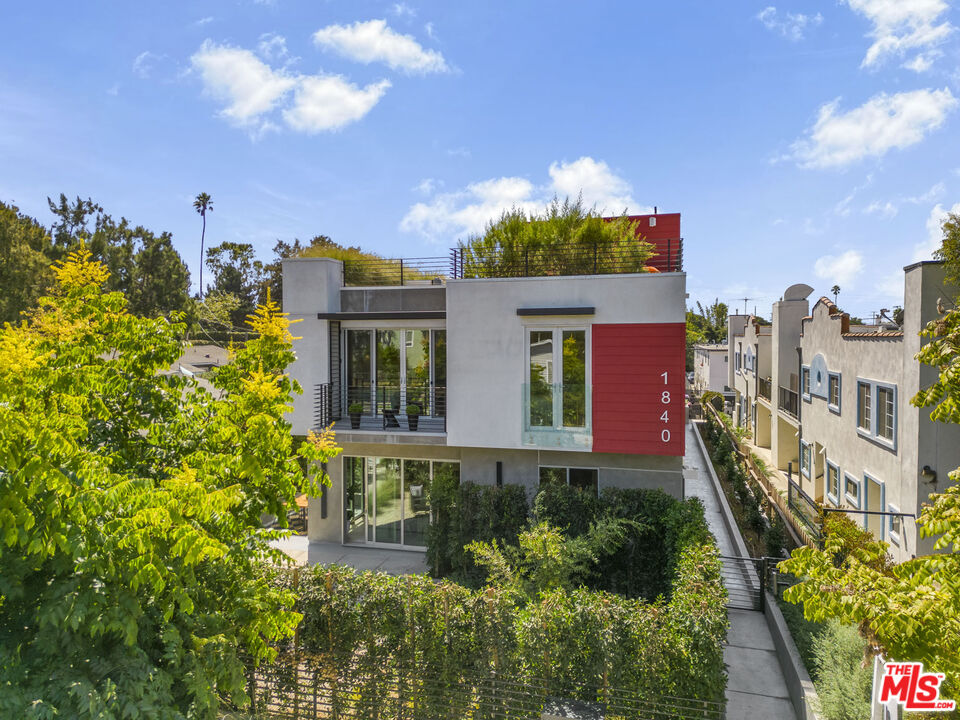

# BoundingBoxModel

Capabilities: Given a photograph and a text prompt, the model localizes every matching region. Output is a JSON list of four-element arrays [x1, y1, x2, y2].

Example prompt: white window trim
[[826, 459, 840, 506], [801, 365, 812, 402], [800, 440, 811, 479], [856, 377, 897, 452], [827, 372, 841, 415], [887, 502, 901, 546], [844, 472, 861, 509]]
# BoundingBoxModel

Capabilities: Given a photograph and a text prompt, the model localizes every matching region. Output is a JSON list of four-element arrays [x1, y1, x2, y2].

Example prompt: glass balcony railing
[[521, 383, 591, 448]]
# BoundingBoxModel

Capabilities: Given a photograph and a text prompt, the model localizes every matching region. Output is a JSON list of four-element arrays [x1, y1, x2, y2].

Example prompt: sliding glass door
[[343, 457, 459, 548], [344, 328, 445, 417]]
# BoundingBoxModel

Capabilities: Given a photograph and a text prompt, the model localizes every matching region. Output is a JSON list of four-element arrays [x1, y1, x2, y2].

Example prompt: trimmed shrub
[[288, 539, 727, 707], [765, 516, 788, 558], [812, 621, 872, 720]]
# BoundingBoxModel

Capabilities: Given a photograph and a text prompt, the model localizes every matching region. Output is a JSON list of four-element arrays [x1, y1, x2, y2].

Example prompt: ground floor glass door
[[343, 457, 459, 548]]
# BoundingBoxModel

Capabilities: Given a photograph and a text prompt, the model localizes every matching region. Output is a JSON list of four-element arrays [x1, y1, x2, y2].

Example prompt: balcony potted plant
[[348, 402, 363, 430], [406, 403, 421, 432]]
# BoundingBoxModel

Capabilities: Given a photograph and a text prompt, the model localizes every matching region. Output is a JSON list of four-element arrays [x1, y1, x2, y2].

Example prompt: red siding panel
[[592, 323, 686, 456]]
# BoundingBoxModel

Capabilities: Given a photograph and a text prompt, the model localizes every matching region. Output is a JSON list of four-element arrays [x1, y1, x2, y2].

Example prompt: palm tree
[[193, 192, 213, 299], [831, 285, 840, 305]]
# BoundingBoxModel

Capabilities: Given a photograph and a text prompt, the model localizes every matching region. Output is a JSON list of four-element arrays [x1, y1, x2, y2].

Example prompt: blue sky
[[2, 1, 959, 320]]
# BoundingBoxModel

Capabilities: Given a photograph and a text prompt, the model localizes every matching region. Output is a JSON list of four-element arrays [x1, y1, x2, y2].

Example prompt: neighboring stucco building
[[692, 344, 728, 396], [728, 263, 960, 561], [283, 229, 688, 552]]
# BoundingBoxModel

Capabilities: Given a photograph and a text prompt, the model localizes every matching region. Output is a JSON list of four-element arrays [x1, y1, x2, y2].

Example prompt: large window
[[343, 457, 459, 548], [345, 327, 446, 418], [800, 440, 812, 478], [527, 328, 588, 430], [539, 466, 599, 495], [856, 379, 896, 449]]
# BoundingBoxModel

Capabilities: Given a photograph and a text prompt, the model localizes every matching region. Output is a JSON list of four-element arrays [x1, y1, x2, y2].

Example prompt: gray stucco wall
[[308, 441, 683, 544], [283, 257, 342, 436], [445, 272, 686, 451]]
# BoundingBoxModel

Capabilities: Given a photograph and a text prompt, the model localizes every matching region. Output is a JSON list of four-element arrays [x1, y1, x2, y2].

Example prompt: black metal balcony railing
[[316, 383, 446, 433], [758, 377, 771, 401], [339, 239, 684, 286], [778, 386, 799, 419]]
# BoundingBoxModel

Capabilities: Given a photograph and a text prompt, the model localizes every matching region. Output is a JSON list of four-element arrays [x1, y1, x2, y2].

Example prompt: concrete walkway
[[684, 422, 797, 720], [271, 534, 429, 575]]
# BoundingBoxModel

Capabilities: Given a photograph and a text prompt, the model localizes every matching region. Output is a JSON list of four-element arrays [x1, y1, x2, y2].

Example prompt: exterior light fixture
[[921, 465, 937, 483]]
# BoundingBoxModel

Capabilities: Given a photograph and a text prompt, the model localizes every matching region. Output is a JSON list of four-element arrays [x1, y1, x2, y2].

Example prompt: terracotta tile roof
[[841, 330, 903, 339]]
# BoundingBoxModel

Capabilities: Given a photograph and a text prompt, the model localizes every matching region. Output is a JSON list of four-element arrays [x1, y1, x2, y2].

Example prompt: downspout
[[796, 345, 803, 484]]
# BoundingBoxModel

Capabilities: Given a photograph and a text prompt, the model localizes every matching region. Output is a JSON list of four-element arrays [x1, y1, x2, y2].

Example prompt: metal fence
[[777, 386, 798, 419], [787, 478, 822, 544], [719, 556, 764, 611], [229, 656, 725, 720]]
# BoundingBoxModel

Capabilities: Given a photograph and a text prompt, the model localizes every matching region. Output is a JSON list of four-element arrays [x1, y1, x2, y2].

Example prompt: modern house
[[692, 344, 728, 396], [727, 262, 960, 561], [282, 216, 687, 551]]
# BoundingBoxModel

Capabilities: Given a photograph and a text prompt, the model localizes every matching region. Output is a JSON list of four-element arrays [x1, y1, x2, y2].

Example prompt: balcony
[[338, 238, 684, 286], [758, 377, 771, 401], [521, 383, 591, 449], [314, 383, 447, 434], [778, 386, 799, 419]]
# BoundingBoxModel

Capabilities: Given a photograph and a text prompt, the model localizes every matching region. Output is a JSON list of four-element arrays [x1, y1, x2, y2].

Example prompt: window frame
[[826, 459, 840, 506], [801, 365, 811, 402], [856, 377, 897, 451], [844, 472, 861, 509], [538, 465, 600, 496], [800, 440, 811, 479], [887, 503, 902, 546], [827, 372, 841, 415], [524, 325, 591, 432]]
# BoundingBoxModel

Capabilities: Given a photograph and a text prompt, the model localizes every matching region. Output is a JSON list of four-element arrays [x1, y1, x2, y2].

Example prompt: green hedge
[[427, 478, 529, 583], [430, 482, 711, 601], [286, 540, 727, 710]]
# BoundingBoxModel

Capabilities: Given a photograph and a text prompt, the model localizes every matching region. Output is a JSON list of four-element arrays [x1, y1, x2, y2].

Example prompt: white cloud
[[106, 83, 119, 97], [257, 32, 288, 61], [283, 75, 390, 133], [413, 178, 442, 195], [756, 7, 823, 41], [548, 157, 635, 215], [863, 200, 898, 218], [391, 3, 416, 18], [913, 201, 960, 261], [400, 157, 648, 241], [191, 41, 297, 126], [313, 19, 448, 74], [789, 88, 957, 169], [814, 249, 864, 287], [424, 22, 436, 40], [191, 40, 389, 134], [842, 0, 954, 70], [446, 146, 470, 158], [195, 16, 214, 27], [133, 51, 162, 79]]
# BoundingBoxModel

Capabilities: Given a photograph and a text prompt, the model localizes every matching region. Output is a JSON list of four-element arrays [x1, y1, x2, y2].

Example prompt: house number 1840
[[660, 371, 671, 443]]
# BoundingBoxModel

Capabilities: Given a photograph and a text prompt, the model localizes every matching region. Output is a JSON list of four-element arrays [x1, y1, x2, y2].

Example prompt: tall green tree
[[0, 248, 340, 718], [205, 241, 265, 327], [193, 192, 213, 299], [0, 202, 54, 324], [45, 194, 191, 317]]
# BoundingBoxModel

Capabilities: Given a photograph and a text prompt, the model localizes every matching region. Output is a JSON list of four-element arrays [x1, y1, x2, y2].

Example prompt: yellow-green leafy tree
[[0, 248, 340, 718]]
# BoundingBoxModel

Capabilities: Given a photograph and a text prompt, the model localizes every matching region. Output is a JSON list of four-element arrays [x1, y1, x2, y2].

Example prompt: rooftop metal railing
[[336, 239, 684, 286]]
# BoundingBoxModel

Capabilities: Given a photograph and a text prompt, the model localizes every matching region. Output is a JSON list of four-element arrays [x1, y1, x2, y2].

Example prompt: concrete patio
[[270, 533, 429, 575]]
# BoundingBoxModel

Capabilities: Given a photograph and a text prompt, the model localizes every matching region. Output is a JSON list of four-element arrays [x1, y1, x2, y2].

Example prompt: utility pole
[[739, 297, 753, 315]]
